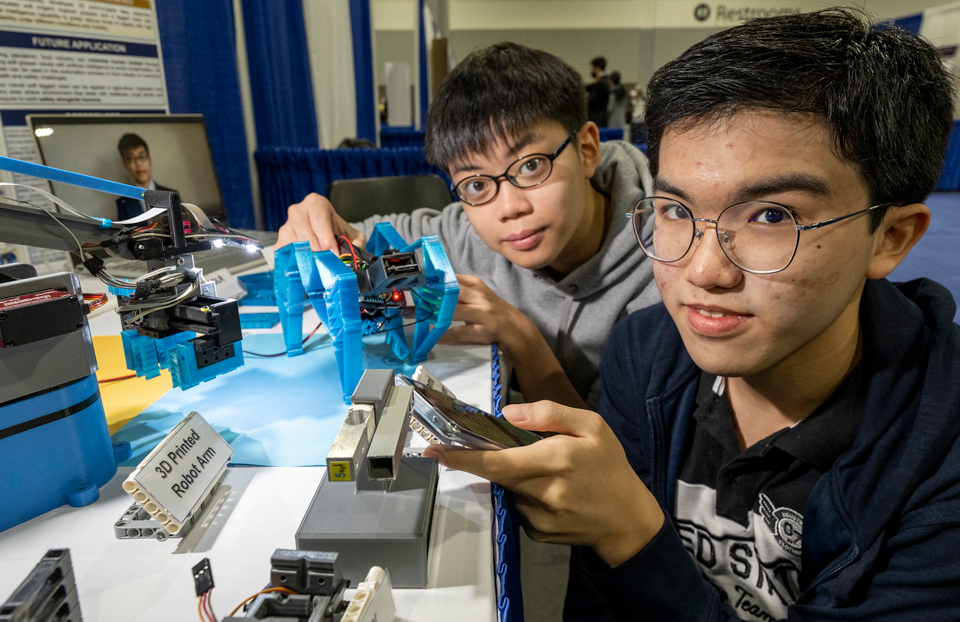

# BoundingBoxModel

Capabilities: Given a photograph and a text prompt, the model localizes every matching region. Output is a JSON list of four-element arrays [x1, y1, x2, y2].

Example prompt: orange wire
[[228, 587, 297, 617], [338, 235, 359, 270], [98, 373, 137, 383], [83, 293, 108, 311], [204, 591, 217, 622], [198, 594, 206, 622], [305, 322, 322, 341]]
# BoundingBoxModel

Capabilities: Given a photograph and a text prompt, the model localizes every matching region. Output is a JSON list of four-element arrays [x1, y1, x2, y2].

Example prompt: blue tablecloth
[[113, 332, 419, 467]]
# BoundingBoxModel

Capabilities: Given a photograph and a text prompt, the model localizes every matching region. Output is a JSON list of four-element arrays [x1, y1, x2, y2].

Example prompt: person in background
[[586, 56, 610, 127], [276, 42, 661, 410], [424, 10, 960, 622], [607, 71, 628, 134], [115, 133, 178, 221]]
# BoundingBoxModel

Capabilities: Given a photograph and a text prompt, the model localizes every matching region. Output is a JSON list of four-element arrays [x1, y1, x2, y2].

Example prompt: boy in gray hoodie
[[276, 43, 659, 408]]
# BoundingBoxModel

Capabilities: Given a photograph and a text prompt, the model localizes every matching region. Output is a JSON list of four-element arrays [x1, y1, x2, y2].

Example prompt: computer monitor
[[27, 114, 227, 224]]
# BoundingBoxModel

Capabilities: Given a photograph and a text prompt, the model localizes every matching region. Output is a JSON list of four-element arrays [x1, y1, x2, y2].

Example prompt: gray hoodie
[[356, 141, 660, 405]]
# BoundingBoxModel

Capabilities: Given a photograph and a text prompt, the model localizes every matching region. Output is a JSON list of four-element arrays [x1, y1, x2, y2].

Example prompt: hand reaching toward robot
[[277, 192, 367, 252], [423, 401, 665, 568]]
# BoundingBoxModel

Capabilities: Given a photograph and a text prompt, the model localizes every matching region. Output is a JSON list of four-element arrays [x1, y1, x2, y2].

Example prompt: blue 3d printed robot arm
[[0, 156, 257, 391]]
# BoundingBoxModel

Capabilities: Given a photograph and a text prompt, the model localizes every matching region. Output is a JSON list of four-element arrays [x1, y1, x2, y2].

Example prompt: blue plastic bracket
[[408, 234, 459, 362], [368, 224, 460, 362], [239, 312, 280, 329], [274, 244, 309, 356], [168, 342, 246, 390], [304, 250, 362, 403], [120, 329, 195, 379], [238, 272, 277, 305], [367, 222, 409, 256]]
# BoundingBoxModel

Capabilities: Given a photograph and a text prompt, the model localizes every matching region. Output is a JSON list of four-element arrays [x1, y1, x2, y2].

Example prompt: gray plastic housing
[[296, 456, 439, 588], [270, 549, 343, 595], [0, 270, 97, 405], [364, 385, 412, 482], [224, 549, 348, 620], [350, 368, 395, 424]]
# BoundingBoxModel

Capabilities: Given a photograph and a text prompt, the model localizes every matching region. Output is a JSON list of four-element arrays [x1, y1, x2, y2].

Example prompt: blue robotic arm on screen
[[274, 222, 459, 403], [0, 155, 257, 390]]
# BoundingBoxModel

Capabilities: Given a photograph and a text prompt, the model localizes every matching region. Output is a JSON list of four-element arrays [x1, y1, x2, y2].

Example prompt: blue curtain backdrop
[[156, 1, 255, 229], [240, 0, 319, 149], [380, 125, 423, 148], [893, 12, 923, 34], [937, 121, 960, 192], [256, 147, 450, 231], [418, 0, 429, 129], [349, 0, 377, 143]]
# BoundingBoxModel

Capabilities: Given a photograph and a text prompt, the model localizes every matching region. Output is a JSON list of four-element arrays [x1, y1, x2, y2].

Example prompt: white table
[[0, 269, 498, 621], [0, 465, 495, 621]]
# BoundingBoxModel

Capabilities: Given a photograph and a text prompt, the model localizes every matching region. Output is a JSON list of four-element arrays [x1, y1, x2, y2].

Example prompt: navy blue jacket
[[567, 278, 960, 621]]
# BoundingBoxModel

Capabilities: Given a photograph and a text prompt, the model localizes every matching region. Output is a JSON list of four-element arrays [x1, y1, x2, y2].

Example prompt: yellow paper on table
[[92, 335, 172, 434]]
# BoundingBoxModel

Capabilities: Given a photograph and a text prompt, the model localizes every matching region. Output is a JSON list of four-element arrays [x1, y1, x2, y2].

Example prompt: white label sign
[[129, 411, 233, 524]]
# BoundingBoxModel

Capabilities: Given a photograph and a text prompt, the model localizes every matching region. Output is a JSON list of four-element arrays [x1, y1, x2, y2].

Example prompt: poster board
[[0, 0, 168, 268]]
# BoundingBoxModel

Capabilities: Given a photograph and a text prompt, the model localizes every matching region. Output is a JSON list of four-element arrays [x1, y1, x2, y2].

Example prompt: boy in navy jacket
[[426, 9, 960, 621]]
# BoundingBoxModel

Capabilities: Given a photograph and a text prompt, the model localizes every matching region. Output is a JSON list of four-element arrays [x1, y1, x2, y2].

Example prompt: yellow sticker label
[[329, 462, 352, 481]]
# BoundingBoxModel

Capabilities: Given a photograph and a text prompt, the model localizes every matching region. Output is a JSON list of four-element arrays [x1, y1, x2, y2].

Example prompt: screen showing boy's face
[[651, 112, 881, 379], [122, 145, 152, 186], [449, 121, 596, 273]]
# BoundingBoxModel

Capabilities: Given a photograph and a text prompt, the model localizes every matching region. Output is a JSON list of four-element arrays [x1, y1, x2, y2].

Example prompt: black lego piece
[[192, 558, 215, 597], [0, 289, 84, 348], [144, 189, 186, 251], [365, 250, 421, 294], [167, 296, 242, 344]]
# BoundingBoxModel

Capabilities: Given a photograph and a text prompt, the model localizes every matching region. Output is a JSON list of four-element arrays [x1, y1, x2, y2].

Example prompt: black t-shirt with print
[[674, 368, 863, 621]]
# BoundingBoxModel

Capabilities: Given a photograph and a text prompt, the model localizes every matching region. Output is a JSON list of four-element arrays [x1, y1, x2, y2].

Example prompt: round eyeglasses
[[453, 136, 572, 206], [631, 196, 889, 274]]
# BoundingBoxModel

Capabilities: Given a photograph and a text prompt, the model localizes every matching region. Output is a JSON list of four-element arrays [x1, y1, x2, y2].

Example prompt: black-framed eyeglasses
[[630, 196, 889, 274], [452, 136, 573, 206]]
